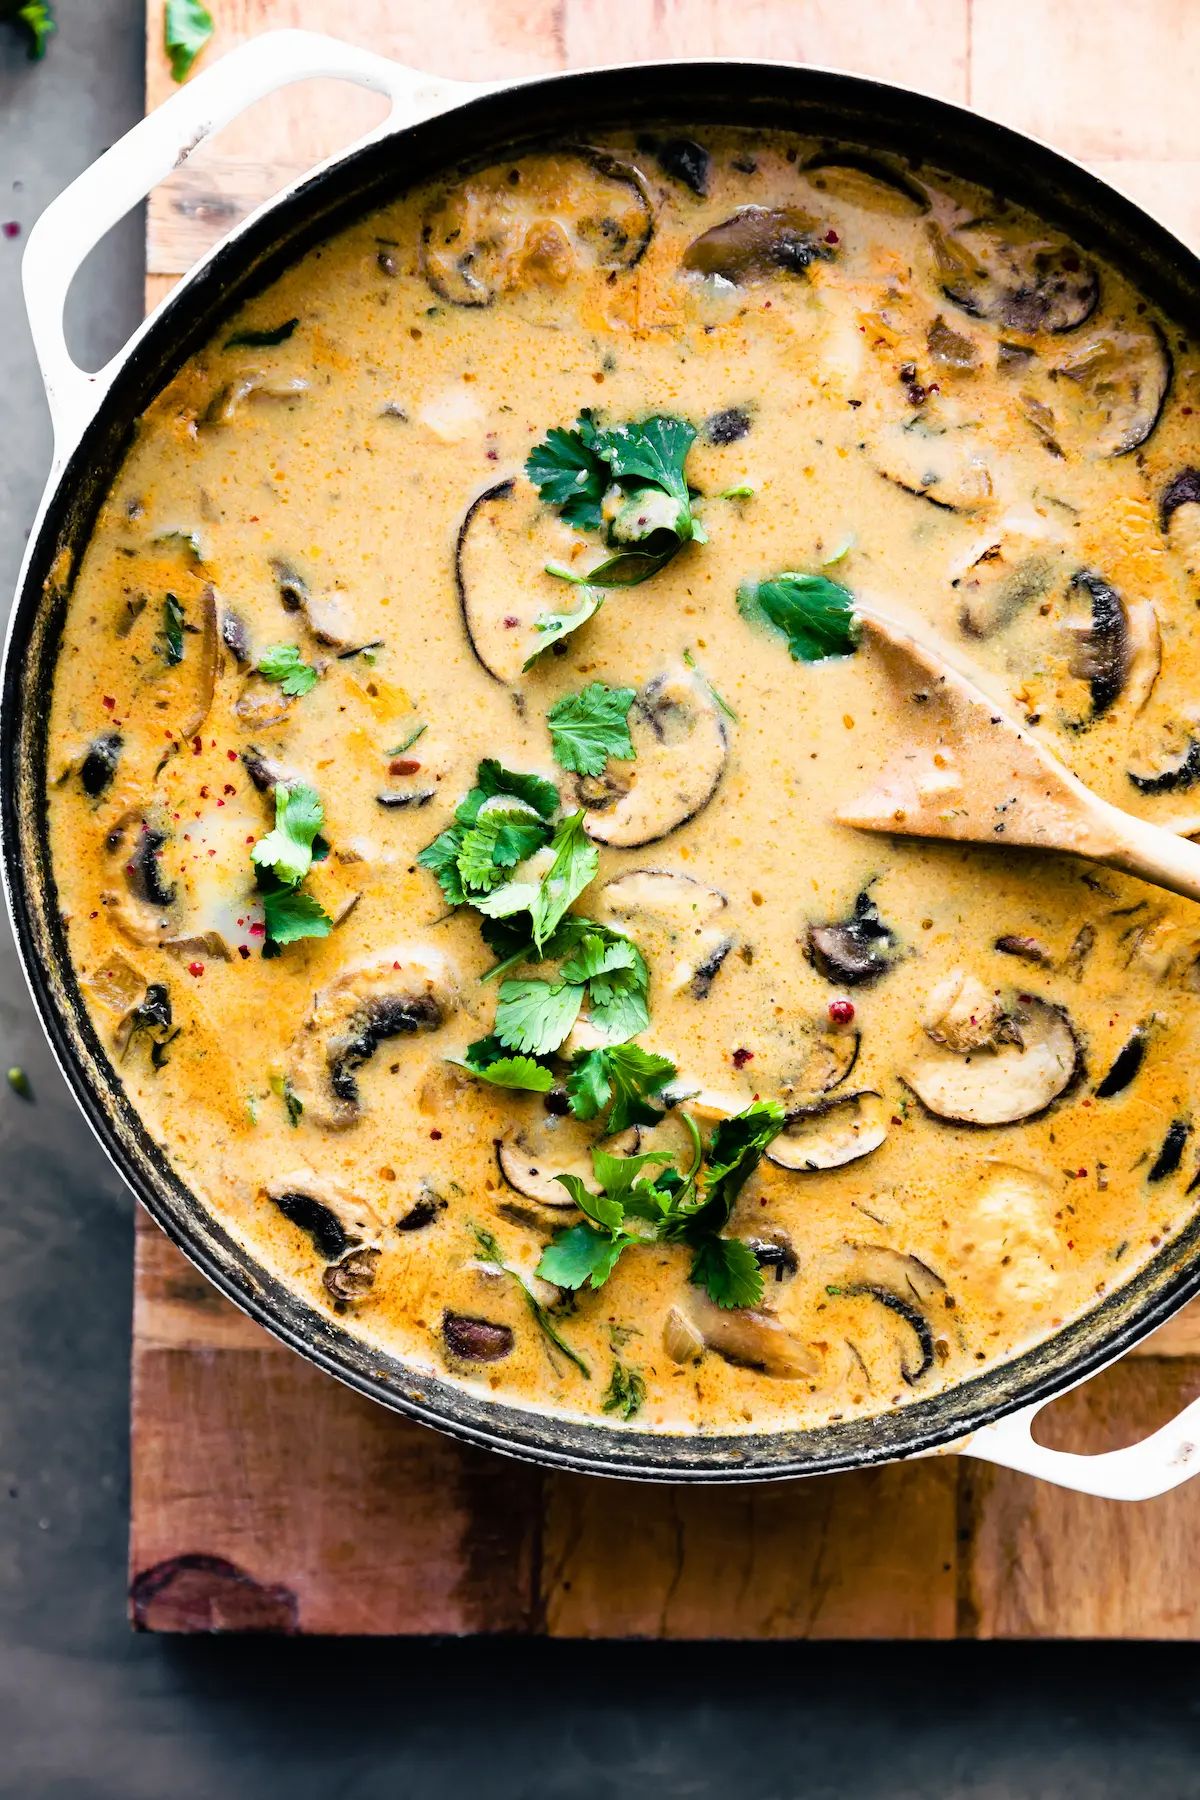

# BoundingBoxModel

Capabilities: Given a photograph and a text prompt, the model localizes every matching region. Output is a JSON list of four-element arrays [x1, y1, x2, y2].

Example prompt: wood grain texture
[[131, 0, 1200, 1637]]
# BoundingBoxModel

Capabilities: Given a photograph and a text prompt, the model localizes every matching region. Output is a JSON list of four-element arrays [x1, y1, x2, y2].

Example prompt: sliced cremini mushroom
[[79, 730, 122, 798], [1148, 1117, 1191, 1183], [903, 984, 1080, 1126], [1064, 569, 1128, 718], [1094, 1020, 1151, 1097], [441, 1311, 514, 1362], [681, 205, 833, 284], [286, 948, 457, 1129], [598, 867, 731, 996], [396, 1179, 449, 1232], [454, 478, 529, 683], [926, 313, 978, 371], [1161, 469, 1200, 568], [640, 133, 710, 196], [497, 1119, 639, 1208], [421, 148, 653, 307], [806, 890, 899, 987], [204, 372, 309, 425], [1051, 317, 1171, 457], [1128, 730, 1200, 794], [744, 1228, 799, 1283], [271, 557, 353, 648], [680, 1290, 819, 1378], [933, 221, 1098, 333], [804, 152, 929, 216], [102, 808, 178, 946], [220, 607, 251, 666], [323, 1246, 381, 1303], [580, 667, 727, 848], [265, 1178, 383, 1262], [766, 1091, 888, 1171], [870, 418, 993, 512], [792, 1026, 862, 1095], [827, 1283, 935, 1385], [953, 530, 1063, 638]]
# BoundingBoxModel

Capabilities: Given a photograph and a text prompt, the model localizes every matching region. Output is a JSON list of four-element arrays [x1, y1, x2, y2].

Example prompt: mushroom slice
[[1149, 1117, 1191, 1183], [323, 1246, 381, 1304], [581, 668, 727, 848], [1124, 600, 1162, 715], [271, 557, 353, 648], [766, 1091, 888, 1171], [421, 148, 653, 307], [829, 1285, 935, 1385], [203, 373, 309, 425], [454, 479, 531, 683], [79, 731, 123, 798], [681, 205, 833, 284], [871, 419, 993, 512], [286, 948, 456, 1129], [806, 891, 899, 987], [442, 1312, 515, 1362], [953, 530, 1063, 638], [598, 867, 731, 995], [265, 1178, 383, 1261], [497, 1121, 639, 1208], [1094, 1021, 1150, 1098], [825, 1243, 948, 1385], [1064, 569, 1127, 718], [1161, 469, 1200, 568], [1051, 317, 1171, 457], [804, 152, 928, 215], [934, 222, 1098, 333], [1128, 730, 1200, 794], [640, 134, 710, 196], [903, 990, 1080, 1126], [102, 808, 178, 946], [793, 1027, 861, 1095], [681, 1291, 819, 1379]]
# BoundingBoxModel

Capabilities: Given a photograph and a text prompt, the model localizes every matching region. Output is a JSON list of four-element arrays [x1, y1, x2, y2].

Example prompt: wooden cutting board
[[131, 0, 1200, 1637]]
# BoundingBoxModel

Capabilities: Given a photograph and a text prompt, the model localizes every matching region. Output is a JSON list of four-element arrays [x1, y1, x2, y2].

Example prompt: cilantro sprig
[[257, 642, 319, 697], [452, 1031, 675, 1132], [250, 782, 333, 954], [547, 682, 636, 777], [492, 922, 650, 1057], [527, 411, 706, 588], [535, 1099, 784, 1309], [737, 572, 860, 662], [471, 1226, 590, 1377], [165, 0, 213, 82], [3, 1, 54, 56]]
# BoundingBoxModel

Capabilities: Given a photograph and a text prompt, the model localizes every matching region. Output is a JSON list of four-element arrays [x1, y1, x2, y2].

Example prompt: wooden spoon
[[835, 610, 1200, 904]]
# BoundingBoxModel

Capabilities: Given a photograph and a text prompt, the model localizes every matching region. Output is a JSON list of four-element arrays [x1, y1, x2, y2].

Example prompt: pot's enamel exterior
[[7, 31, 1200, 1495]]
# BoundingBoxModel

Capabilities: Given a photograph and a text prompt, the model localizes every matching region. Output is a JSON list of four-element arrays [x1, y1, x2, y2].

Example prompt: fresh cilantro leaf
[[564, 545, 681, 589], [262, 885, 333, 948], [225, 318, 299, 349], [737, 572, 860, 662], [536, 1221, 636, 1292], [387, 723, 427, 756], [461, 760, 560, 823], [165, 0, 213, 81], [530, 811, 599, 949], [525, 413, 608, 531], [251, 782, 325, 887], [688, 1099, 786, 1235], [602, 1358, 647, 1420], [689, 1235, 765, 1310], [453, 1035, 555, 1093], [472, 877, 544, 918], [257, 642, 319, 697], [559, 933, 638, 987], [5, 0, 53, 56], [594, 415, 695, 503], [457, 807, 550, 892], [567, 1043, 676, 1133], [523, 587, 604, 669], [471, 1225, 590, 1375], [162, 594, 185, 665], [551, 1171, 627, 1233], [546, 682, 636, 777], [416, 824, 467, 906], [493, 978, 583, 1057]]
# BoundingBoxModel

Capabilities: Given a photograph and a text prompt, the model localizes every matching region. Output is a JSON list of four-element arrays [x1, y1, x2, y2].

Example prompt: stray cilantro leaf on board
[[225, 318, 299, 349], [165, 0, 213, 81], [257, 642, 319, 697], [528, 412, 706, 589], [546, 682, 636, 777], [4, 1, 54, 57], [737, 571, 860, 662]]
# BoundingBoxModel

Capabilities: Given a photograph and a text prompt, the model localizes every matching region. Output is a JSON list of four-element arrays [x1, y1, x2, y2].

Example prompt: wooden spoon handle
[[1091, 800, 1200, 904]]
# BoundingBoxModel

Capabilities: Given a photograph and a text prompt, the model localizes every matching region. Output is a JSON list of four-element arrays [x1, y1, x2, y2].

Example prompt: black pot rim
[[6, 56, 1200, 1483]]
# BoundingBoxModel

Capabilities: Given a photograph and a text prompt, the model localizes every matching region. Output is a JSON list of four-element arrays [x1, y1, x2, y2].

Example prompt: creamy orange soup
[[45, 129, 1200, 1433]]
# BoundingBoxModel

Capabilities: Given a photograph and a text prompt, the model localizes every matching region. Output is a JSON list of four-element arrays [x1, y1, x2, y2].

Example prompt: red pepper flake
[[102, 695, 116, 710], [199, 784, 209, 799], [732, 1046, 754, 1069], [2, 221, 20, 240], [824, 228, 839, 244], [187, 961, 204, 978], [1067, 1240, 1075, 1250], [223, 783, 236, 795], [389, 757, 421, 776], [237, 944, 250, 960], [430, 1128, 443, 1140], [1077, 1168, 1087, 1178], [502, 614, 519, 628], [249, 921, 265, 937], [226, 749, 238, 762], [191, 735, 202, 756], [828, 998, 855, 1025], [486, 448, 498, 461]]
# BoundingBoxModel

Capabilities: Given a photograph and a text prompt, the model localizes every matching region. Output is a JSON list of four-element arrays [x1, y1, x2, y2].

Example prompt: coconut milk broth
[[45, 128, 1200, 1432]]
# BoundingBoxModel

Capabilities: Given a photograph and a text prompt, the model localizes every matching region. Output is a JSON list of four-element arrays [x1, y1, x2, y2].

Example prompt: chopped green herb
[[471, 1225, 590, 1377], [681, 650, 738, 723], [530, 811, 599, 949], [822, 534, 855, 567], [6, 1066, 32, 1100], [719, 483, 756, 500], [257, 642, 319, 697], [452, 1035, 556, 1093], [493, 978, 585, 1058], [546, 681, 636, 777], [161, 594, 185, 666], [269, 1074, 304, 1127], [566, 1042, 676, 1134], [524, 586, 604, 668], [528, 411, 706, 588], [153, 529, 203, 562], [4, 1, 54, 57], [165, 0, 213, 81], [261, 885, 332, 948], [737, 571, 860, 663], [387, 723, 427, 756], [602, 1357, 647, 1420], [225, 318, 299, 349], [252, 782, 325, 887]]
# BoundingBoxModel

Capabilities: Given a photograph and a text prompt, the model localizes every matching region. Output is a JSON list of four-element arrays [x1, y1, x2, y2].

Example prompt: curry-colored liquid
[[45, 130, 1200, 1433]]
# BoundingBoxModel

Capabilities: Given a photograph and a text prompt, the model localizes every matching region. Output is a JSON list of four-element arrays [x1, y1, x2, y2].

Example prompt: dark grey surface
[[3, 7, 1200, 1796]]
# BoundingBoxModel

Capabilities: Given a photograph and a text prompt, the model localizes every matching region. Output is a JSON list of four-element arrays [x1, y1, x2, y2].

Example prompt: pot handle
[[22, 29, 483, 456], [964, 1391, 1200, 1500]]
